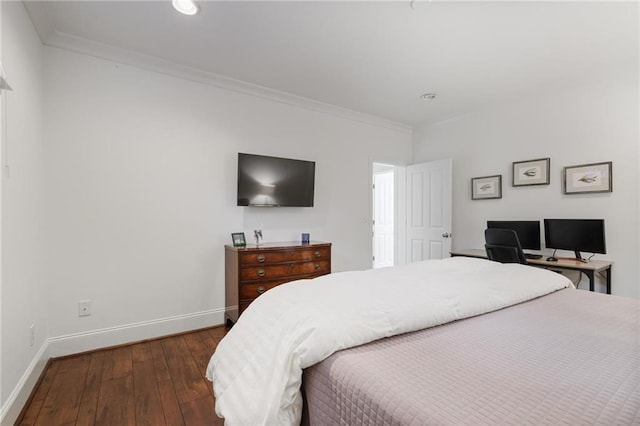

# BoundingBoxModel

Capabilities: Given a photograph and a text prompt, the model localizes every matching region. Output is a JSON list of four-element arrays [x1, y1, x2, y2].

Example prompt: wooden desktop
[[450, 249, 613, 294]]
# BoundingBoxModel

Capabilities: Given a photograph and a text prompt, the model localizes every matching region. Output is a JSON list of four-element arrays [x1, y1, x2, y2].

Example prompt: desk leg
[[585, 270, 595, 292], [606, 267, 611, 295]]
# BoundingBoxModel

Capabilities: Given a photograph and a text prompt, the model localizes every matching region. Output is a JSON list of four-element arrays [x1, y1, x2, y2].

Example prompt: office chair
[[484, 228, 527, 264]]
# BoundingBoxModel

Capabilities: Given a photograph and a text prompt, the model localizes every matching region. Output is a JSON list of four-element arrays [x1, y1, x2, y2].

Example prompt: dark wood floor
[[17, 326, 227, 426]]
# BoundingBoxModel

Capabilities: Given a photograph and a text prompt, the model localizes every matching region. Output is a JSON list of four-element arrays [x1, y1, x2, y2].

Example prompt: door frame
[[372, 163, 396, 268], [370, 159, 407, 267], [370, 158, 452, 267]]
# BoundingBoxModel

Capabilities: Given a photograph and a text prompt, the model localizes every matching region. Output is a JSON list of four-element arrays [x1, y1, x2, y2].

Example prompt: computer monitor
[[486, 220, 541, 251], [543, 219, 606, 261]]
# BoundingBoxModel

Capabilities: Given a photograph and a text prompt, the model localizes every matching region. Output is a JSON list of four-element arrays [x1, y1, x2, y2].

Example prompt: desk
[[450, 249, 613, 294]]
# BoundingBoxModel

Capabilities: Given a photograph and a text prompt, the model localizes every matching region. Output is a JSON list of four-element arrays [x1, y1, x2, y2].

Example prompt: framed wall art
[[564, 161, 612, 194], [471, 175, 502, 200], [231, 232, 247, 247], [512, 158, 550, 186]]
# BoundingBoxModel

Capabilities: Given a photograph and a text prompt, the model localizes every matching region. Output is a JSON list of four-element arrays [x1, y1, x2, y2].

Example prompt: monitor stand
[[574, 251, 588, 263], [524, 252, 543, 260]]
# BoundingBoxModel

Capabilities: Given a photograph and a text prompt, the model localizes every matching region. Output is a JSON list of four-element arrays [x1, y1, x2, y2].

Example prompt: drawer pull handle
[[257, 269, 266, 277], [257, 255, 265, 263], [257, 286, 266, 295], [314, 251, 321, 258], [315, 263, 321, 270]]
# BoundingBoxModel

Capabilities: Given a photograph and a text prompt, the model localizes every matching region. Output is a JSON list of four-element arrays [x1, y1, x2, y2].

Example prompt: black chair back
[[484, 228, 527, 264]]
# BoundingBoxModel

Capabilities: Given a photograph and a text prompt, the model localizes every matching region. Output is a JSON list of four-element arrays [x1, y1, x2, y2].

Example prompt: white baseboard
[[47, 307, 225, 357], [0, 342, 50, 426], [0, 308, 225, 425]]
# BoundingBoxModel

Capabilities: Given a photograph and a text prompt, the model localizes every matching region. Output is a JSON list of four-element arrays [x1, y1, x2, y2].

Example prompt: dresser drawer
[[240, 260, 330, 281], [240, 280, 287, 299], [240, 274, 330, 299], [239, 247, 330, 265]]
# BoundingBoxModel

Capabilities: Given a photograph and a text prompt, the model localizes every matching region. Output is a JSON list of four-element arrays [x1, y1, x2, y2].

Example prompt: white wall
[[0, 1, 48, 420], [0, 0, 3, 410], [413, 67, 639, 298], [42, 47, 412, 346]]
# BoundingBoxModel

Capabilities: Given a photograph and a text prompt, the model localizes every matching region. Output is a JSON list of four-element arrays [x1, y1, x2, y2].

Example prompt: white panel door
[[406, 158, 452, 262], [373, 170, 394, 268]]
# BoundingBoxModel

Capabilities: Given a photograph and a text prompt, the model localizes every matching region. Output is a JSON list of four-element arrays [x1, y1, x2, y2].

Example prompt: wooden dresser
[[224, 241, 331, 326]]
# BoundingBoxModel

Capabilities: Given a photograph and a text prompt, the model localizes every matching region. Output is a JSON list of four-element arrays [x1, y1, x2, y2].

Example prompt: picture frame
[[231, 232, 246, 247], [512, 158, 550, 186], [564, 161, 612, 194], [471, 175, 502, 200]]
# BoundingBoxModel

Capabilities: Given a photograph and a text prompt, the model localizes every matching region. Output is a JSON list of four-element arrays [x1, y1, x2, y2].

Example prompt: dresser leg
[[225, 316, 235, 329]]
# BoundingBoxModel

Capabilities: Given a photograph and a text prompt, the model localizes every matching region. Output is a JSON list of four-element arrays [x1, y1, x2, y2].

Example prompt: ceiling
[[23, 1, 638, 127]]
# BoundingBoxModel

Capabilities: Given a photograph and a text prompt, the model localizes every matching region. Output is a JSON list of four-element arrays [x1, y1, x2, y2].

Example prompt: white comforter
[[206, 257, 572, 425]]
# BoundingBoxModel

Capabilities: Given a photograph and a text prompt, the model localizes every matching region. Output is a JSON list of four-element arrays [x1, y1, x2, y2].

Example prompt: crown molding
[[43, 30, 413, 135]]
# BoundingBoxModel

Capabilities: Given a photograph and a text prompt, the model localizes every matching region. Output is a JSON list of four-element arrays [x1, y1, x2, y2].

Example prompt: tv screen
[[544, 219, 606, 258], [487, 220, 541, 251], [237, 153, 315, 207]]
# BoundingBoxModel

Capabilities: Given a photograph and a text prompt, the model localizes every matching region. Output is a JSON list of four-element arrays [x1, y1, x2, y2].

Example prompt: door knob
[[442, 232, 451, 238]]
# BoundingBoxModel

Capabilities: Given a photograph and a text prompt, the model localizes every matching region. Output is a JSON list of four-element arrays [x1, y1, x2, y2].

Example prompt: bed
[[206, 257, 640, 425]]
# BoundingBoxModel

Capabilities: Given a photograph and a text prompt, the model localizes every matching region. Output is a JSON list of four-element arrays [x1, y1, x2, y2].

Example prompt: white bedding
[[206, 257, 573, 425]]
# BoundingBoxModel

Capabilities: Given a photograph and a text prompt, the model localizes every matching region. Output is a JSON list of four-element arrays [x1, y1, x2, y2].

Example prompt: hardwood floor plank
[[149, 340, 172, 382], [169, 366, 210, 404], [157, 379, 185, 426], [132, 360, 166, 426], [18, 361, 60, 425], [84, 352, 106, 390], [34, 355, 91, 426], [95, 375, 135, 426], [101, 346, 133, 381], [161, 337, 210, 404], [182, 333, 213, 379], [76, 351, 106, 425], [196, 329, 219, 354], [196, 332, 217, 384], [206, 326, 227, 341], [131, 342, 153, 363], [180, 395, 222, 426]]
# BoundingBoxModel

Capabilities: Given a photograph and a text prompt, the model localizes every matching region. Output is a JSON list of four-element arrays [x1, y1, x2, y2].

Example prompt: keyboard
[[524, 253, 543, 260]]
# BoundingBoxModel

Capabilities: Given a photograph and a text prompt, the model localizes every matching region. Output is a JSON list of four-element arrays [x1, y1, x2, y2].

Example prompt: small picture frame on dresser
[[231, 232, 246, 247]]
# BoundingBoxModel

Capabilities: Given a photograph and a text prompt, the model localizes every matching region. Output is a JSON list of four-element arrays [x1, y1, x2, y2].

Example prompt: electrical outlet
[[78, 300, 92, 317], [30, 324, 35, 347]]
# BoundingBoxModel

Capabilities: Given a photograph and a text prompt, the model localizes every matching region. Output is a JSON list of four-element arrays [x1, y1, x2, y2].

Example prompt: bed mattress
[[208, 257, 574, 424], [303, 288, 640, 425]]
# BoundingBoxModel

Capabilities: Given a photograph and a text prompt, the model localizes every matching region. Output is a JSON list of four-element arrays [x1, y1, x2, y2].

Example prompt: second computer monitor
[[486, 220, 541, 251], [543, 219, 606, 259]]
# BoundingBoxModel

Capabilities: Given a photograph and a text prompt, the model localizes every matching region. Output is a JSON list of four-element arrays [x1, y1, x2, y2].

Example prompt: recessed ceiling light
[[173, 0, 199, 16], [420, 93, 437, 100]]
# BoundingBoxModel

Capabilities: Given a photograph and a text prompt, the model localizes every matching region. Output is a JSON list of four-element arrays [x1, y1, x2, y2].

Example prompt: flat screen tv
[[544, 219, 606, 260], [237, 153, 315, 207], [487, 220, 541, 251]]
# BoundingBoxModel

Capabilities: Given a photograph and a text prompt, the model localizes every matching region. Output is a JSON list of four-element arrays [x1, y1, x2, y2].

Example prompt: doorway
[[372, 158, 453, 268], [372, 163, 395, 268]]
